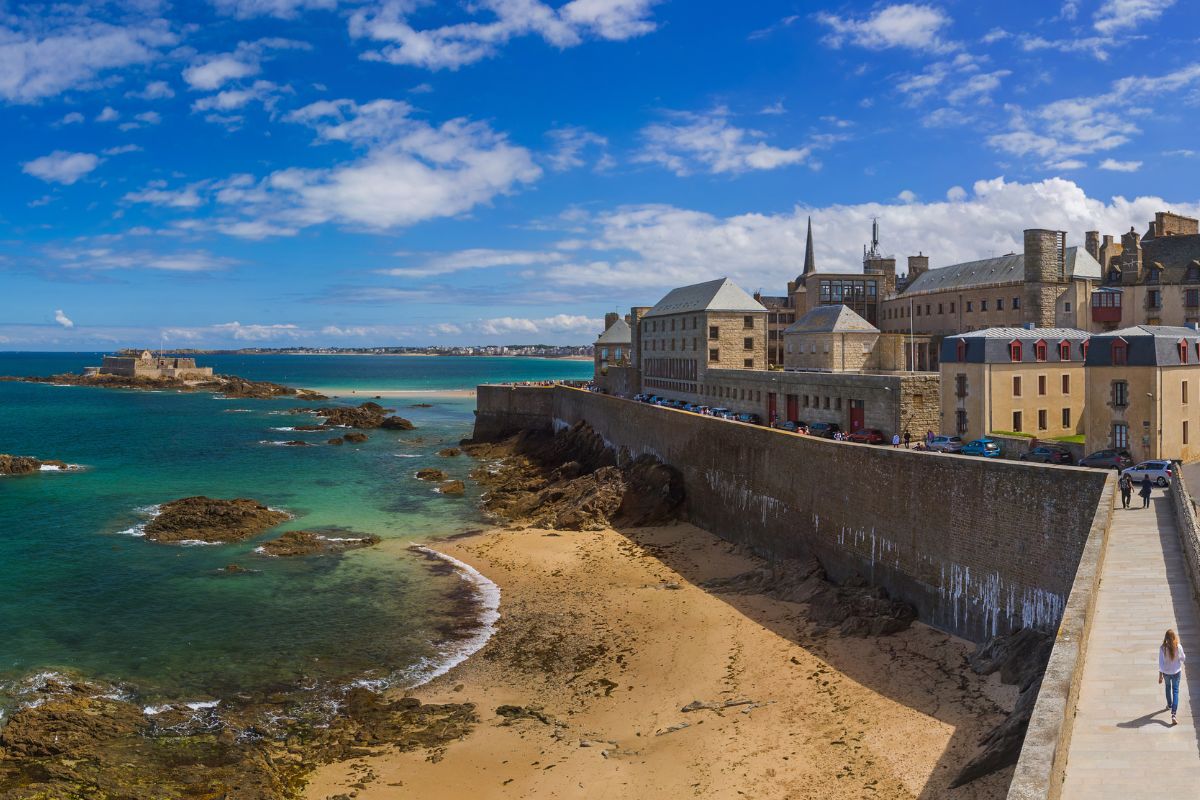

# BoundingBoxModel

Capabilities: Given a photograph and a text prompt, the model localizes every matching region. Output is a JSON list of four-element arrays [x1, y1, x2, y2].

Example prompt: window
[[823, 396, 830, 409], [1038, 375, 1047, 395], [1112, 380, 1129, 407], [956, 340, 967, 361], [670, 318, 675, 331], [1034, 340, 1047, 361], [1013, 376, 1022, 397], [1013, 296, 1021, 309], [1059, 341, 1072, 361], [1180, 340, 1190, 364], [916, 305, 922, 316], [1038, 409, 1047, 430], [1185, 381, 1190, 405], [1065, 302, 1072, 313], [1062, 374, 1070, 394], [744, 337, 754, 350], [950, 302, 956, 314], [997, 298, 1005, 311], [1186, 421, 1191, 446], [743, 316, 754, 329], [967, 301, 973, 312], [925, 304, 931, 316], [744, 358, 754, 368], [709, 348, 719, 362], [1062, 408, 1071, 428], [956, 409, 968, 435], [1013, 411, 1023, 432], [1187, 289, 1200, 308], [1009, 341, 1023, 362], [1114, 422, 1129, 449], [981, 299, 988, 311], [1148, 289, 1162, 309], [709, 326, 719, 339], [1082, 340, 1090, 360], [955, 374, 967, 398], [938, 303, 943, 314], [1112, 339, 1127, 365]]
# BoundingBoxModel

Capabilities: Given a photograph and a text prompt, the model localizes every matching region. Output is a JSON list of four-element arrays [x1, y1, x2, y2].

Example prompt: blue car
[[961, 438, 1002, 458]]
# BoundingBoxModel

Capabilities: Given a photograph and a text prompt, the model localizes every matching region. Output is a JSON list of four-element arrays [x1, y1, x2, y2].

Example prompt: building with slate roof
[[783, 305, 883, 372], [1084, 324, 1200, 462]]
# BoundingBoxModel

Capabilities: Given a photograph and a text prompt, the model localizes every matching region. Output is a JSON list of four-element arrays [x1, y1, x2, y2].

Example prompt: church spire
[[802, 216, 816, 276]]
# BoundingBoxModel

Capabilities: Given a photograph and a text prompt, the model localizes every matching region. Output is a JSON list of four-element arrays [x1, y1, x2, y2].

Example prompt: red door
[[767, 393, 778, 425], [849, 405, 864, 433], [786, 394, 799, 423]]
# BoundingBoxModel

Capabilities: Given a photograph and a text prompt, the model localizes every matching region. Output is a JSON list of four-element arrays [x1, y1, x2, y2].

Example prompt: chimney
[[604, 312, 619, 330], [1085, 231, 1100, 262], [907, 253, 930, 280]]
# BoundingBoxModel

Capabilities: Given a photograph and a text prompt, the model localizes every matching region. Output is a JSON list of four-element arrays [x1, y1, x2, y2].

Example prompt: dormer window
[[1180, 340, 1190, 365], [1146, 266, 1161, 284], [956, 339, 967, 361], [1107, 269, 1121, 284], [1034, 340, 1048, 362], [1112, 339, 1128, 366], [1009, 340, 1023, 362], [1186, 261, 1200, 283], [1082, 340, 1090, 360], [1059, 340, 1071, 361]]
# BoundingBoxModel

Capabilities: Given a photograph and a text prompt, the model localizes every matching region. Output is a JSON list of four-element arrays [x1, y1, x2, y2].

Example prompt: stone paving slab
[[1061, 488, 1200, 798]]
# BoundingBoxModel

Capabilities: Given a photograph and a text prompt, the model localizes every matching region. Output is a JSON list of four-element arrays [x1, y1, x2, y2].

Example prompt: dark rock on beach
[[144, 497, 290, 544], [437, 447, 462, 457], [310, 401, 416, 431], [0, 454, 70, 475], [257, 530, 381, 557]]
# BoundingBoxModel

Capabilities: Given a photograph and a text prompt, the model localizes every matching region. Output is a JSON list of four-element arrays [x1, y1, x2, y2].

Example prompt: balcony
[[1091, 305, 1122, 323]]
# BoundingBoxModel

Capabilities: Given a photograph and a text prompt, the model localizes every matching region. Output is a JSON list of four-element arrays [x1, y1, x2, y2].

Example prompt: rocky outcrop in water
[[258, 530, 381, 557], [0, 373, 326, 401], [464, 422, 685, 531], [343, 432, 369, 443], [438, 447, 462, 457], [144, 497, 289, 544], [0, 454, 70, 475], [439, 480, 466, 496], [0, 678, 476, 800], [417, 468, 449, 482], [310, 402, 415, 431], [950, 627, 1054, 787]]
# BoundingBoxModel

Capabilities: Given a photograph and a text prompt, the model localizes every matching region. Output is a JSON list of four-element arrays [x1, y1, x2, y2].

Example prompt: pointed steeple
[[802, 216, 816, 276]]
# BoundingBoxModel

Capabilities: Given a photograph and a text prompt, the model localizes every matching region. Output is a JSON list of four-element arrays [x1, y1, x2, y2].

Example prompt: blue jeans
[[1164, 671, 1181, 715]]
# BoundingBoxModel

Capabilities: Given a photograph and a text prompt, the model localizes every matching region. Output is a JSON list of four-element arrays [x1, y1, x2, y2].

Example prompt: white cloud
[[183, 38, 307, 91], [349, 0, 661, 70], [897, 189, 917, 203], [103, 144, 143, 155], [545, 126, 610, 172], [477, 314, 599, 336], [58, 111, 85, 124], [816, 4, 958, 53], [1094, 0, 1175, 33], [759, 101, 786, 115], [127, 80, 174, 100], [22, 151, 101, 184], [636, 107, 812, 176], [212, 322, 302, 340], [124, 180, 207, 208], [0, 12, 177, 103], [43, 245, 233, 272], [945, 70, 1011, 104], [946, 186, 967, 201], [96, 105, 119, 122], [321, 324, 370, 336], [1019, 34, 1113, 62], [981, 27, 1010, 44], [1099, 158, 1143, 172], [192, 80, 283, 112], [1050, 159, 1088, 170], [379, 248, 567, 278], [210, 0, 337, 19], [54, 309, 74, 329]]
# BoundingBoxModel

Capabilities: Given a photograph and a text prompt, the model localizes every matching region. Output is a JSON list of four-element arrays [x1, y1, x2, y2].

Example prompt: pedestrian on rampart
[[1159, 629, 1186, 725], [891, 433, 900, 448], [1117, 471, 1132, 509], [903, 431, 911, 449], [1140, 475, 1153, 508]]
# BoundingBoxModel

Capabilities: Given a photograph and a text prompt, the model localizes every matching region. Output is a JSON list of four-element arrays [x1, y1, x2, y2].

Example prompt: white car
[[928, 435, 964, 453], [1122, 460, 1174, 487]]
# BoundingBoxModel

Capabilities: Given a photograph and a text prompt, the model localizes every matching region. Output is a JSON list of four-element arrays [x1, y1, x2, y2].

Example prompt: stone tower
[[1085, 231, 1101, 262], [1120, 227, 1143, 284], [1022, 229, 1067, 328], [907, 253, 930, 281]]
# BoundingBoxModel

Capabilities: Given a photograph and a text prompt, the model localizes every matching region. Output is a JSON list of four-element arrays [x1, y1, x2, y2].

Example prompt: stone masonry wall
[[474, 384, 1110, 643]]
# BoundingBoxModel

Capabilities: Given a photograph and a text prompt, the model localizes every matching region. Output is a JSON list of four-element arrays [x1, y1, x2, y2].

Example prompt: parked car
[[847, 428, 885, 445], [961, 438, 1002, 458], [779, 420, 798, 432], [808, 422, 842, 439], [928, 435, 964, 453], [711, 407, 733, 419], [1078, 449, 1134, 470], [735, 412, 760, 424], [1020, 445, 1075, 465], [1122, 460, 1174, 487]]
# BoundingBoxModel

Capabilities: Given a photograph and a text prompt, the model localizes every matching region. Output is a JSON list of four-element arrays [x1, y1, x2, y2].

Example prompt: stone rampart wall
[[474, 384, 1110, 643]]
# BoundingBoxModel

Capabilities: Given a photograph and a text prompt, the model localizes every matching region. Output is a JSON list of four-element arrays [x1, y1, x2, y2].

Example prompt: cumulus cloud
[[192, 80, 284, 113], [124, 180, 207, 208], [96, 105, 120, 122], [42, 244, 233, 273], [211, 322, 302, 340], [210, 0, 337, 19], [816, 3, 958, 53], [477, 314, 599, 336], [636, 107, 812, 176], [379, 249, 567, 278], [0, 11, 177, 103], [1094, 0, 1175, 33], [1099, 158, 1142, 172], [349, 0, 661, 70], [54, 309, 74, 329], [182, 38, 306, 91], [545, 126, 610, 172], [58, 111, 84, 124], [22, 151, 101, 184], [127, 80, 174, 100]]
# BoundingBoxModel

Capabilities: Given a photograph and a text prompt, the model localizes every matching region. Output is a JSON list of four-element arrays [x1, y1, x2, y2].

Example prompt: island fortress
[[84, 350, 214, 380]]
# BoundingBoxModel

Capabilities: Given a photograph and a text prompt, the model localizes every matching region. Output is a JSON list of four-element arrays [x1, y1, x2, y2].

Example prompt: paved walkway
[[1061, 487, 1200, 797]]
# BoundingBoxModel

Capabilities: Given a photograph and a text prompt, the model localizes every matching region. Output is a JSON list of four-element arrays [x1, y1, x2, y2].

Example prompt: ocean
[[0, 353, 591, 714]]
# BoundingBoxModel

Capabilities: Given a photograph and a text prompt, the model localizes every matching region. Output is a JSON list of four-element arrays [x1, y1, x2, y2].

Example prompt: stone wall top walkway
[[1060, 486, 1200, 797]]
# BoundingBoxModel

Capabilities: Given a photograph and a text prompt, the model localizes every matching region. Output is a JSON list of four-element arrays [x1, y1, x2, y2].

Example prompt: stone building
[[593, 313, 636, 396], [1085, 212, 1200, 330], [1084, 325, 1200, 463], [783, 305, 885, 373], [939, 328, 1091, 442], [752, 290, 796, 369], [88, 350, 213, 379], [787, 217, 895, 327], [638, 277, 768, 403]]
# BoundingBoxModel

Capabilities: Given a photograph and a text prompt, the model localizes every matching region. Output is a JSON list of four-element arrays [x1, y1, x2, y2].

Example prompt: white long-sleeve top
[[1160, 643, 1187, 675]]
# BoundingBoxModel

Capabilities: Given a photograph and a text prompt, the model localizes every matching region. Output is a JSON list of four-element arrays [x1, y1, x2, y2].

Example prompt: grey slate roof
[[1087, 325, 1200, 367], [902, 246, 1101, 296], [643, 277, 767, 318], [942, 327, 1091, 364], [783, 304, 878, 335], [594, 318, 631, 345]]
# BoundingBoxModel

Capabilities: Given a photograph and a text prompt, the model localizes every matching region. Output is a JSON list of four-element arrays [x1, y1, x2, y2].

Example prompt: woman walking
[[1140, 475, 1153, 508], [1159, 629, 1186, 725], [1118, 471, 1133, 509]]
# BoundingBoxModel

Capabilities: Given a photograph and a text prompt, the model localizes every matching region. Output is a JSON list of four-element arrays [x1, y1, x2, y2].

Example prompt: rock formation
[[439, 480, 466, 496], [144, 497, 289, 544], [416, 468, 449, 482], [464, 422, 685, 531], [257, 530, 380, 557], [437, 447, 462, 457], [0, 373, 326, 401], [310, 402, 415, 431], [0, 454, 70, 475], [343, 432, 369, 443]]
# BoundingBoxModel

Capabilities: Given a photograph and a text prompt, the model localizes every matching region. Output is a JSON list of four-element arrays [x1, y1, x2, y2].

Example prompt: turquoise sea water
[[0, 353, 590, 710]]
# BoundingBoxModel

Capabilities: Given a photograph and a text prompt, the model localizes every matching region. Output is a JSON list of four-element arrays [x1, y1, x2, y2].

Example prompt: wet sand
[[305, 523, 1016, 799]]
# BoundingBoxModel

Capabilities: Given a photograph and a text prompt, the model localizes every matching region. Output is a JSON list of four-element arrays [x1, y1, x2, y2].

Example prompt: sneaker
[[1172, 715, 1177, 725]]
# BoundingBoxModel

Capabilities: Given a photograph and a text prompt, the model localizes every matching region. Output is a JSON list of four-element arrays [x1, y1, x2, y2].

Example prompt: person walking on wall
[[904, 430, 911, 449], [1118, 471, 1133, 510], [1140, 475, 1153, 508], [926, 430, 934, 447], [891, 433, 900, 448], [1159, 629, 1186, 725]]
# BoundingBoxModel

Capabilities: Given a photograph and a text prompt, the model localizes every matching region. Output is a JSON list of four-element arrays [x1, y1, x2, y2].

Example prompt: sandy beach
[[305, 523, 1016, 800]]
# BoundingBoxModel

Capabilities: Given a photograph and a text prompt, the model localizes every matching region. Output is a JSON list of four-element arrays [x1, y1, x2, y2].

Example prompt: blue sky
[[2, 0, 1199, 349]]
